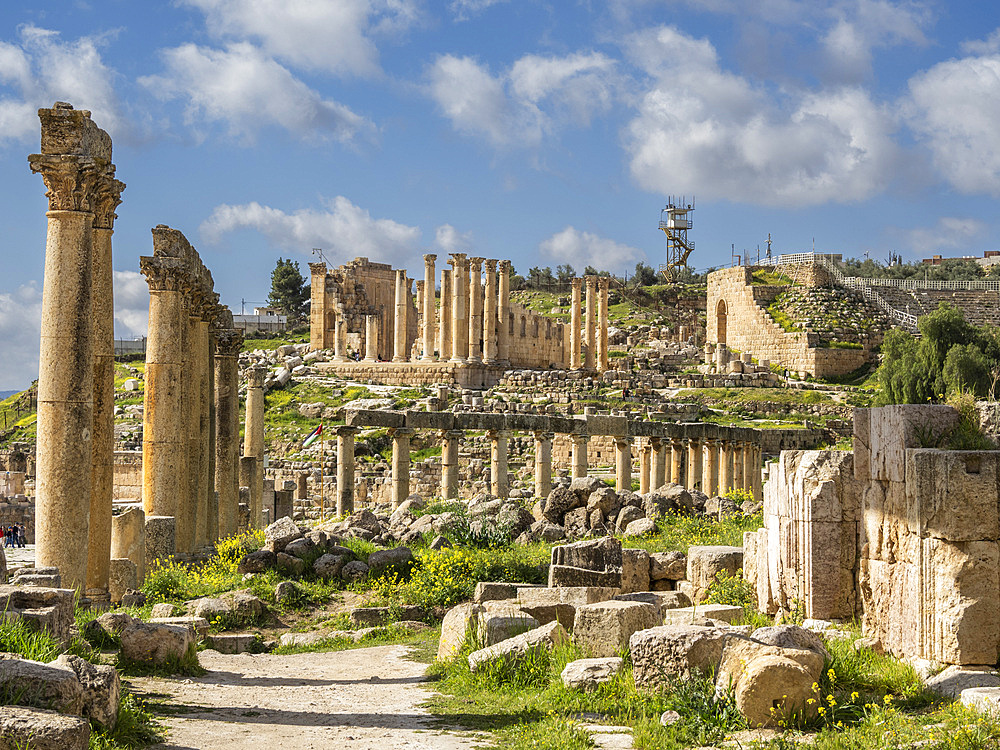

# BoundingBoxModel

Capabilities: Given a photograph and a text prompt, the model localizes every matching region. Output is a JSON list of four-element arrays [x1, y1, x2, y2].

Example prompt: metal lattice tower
[[658, 197, 695, 281]]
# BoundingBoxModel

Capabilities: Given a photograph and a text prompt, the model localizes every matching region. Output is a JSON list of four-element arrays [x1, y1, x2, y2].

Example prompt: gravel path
[[131, 644, 479, 750]]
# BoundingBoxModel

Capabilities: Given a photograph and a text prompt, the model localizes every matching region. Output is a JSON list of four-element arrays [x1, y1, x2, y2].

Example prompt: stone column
[[650, 437, 666, 490], [670, 438, 684, 485], [498, 260, 511, 365], [393, 269, 409, 362], [422, 254, 436, 360], [415, 280, 425, 357], [571, 434, 589, 479], [439, 268, 452, 362], [703, 439, 718, 497], [732, 442, 745, 492], [86, 170, 124, 598], [441, 430, 461, 499], [110, 507, 145, 584], [751, 445, 763, 502], [533, 432, 552, 498], [214, 327, 242, 539], [206, 315, 218, 544], [687, 437, 703, 491], [333, 313, 348, 362], [483, 259, 499, 365], [468, 257, 484, 363], [584, 276, 596, 370], [718, 440, 732, 495], [364, 314, 378, 362], [390, 427, 413, 509], [597, 277, 610, 372], [743, 443, 756, 495], [639, 441, 652, 494], [450, 253, 468, 363], [194, 311, 212, 549], [570, 278, 582, 369], [244, 366, 266, 527], [308, 261, 327, 351], [488, 430, 509, 498], [335, 426, 357, 516], [139, 257, 185, 555], [614, 436, 632, 493]]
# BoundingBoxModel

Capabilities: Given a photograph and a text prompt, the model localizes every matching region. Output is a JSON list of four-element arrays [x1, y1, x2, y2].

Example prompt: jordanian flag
[[302, 424, 323, 448]]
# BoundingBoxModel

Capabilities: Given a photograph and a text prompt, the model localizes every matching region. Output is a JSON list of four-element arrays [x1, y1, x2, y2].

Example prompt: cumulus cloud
[[900, 216, 989, 256], [140, 42, 373, 143], [906, 47, 1000, 195], [201, 196, 422, 267], [539, 226, 644, 272], [0, 283, 42, 390], [0, 25, 124, 144], [451, 0, 509, 22], [623, 25, 899, 207], [180, 0, 418, 77], [819, 0, 930, 83], [426, 51, 620, 146], [434, 224, 473, 253], [113, 270, 149, 340]]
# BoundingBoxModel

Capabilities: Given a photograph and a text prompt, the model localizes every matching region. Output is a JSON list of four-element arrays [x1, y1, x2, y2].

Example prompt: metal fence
[[114, 338, 146, 356]]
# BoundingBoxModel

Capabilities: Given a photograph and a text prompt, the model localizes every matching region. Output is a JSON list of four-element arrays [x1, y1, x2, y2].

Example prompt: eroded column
[[533, 431, 552, 498], [571, 434, 589, 479], [488, 429, 509, 498], [334, 313, 348, 362], [244, 365, 266, 527], [687, 437, 703, 491], [570, 278, 582, 370], [364, 314, 378, 362], [732, 442, 745, 492], [336, 426, 357, 515], [393, 269, 409, 362], [703, 438, 718, 497], [468, 257, 483, 363], [719, 440, 732, 495], [441, 430, 461, 499], [584, 276, 596, 371], [450, 254, 468, 363], [194, 310, 212, 549], [650, 437, 665, 491], [439, 268, 452, 362], [597, 277, 610, 372], [483, 259, 498, 364], [390, 427, 413, 509], [422, 254, 436, 360], [639, 440, 652, 494], [498, 260, 511, 365], [214, 327, 242, 539], [670, 437, 684, 485], [614, 436, 632, 493]]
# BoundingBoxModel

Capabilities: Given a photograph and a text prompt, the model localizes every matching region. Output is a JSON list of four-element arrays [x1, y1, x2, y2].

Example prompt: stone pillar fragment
[[333, 314, 348, 362], [498, 260, 511, 365], [703, 439, 718, 497], [597, 277, 610, 372], [483, 260, 499, 365], [393, 269, 409, 362], [111, 507, 146, 583], [719, 440, 732, 495], [244, 366, 266, 527], [571, 434, 589, 479], [533, 432, 553, 498], [687, 438, 703, 491], [650, 437, 666, 491], [733, 443, 745, 492], [639, 441, 652, 494], [670, 438, 684, 485], [468, 257, 483, 363], [615, 437, 632, 493], [390, 427, 413, 509], [584, 276, 596, 370], [335, 426, 357, 516], [441, 430, 461, 499], [439, 269, 452, 362], [364, 315, 378, 362], [570, 278, 582, 369], [214, 327, 242, 539], [422, 254, 436, 360], [488, 430, 509, 499]]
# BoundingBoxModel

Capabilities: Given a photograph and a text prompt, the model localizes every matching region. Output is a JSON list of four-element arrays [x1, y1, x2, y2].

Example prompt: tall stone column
[[687, 438, 703, 491], [488, 430, 509, 499], [333, 313, 348, 362], [614, 437, 632, 493], [450, 254, 468, 362], [214, 327, 242, 539], [650, 437, 666, 490], [87, 170, 124, 598], [415, 279, 424, 356], [139, 257, 185, 551], [439, 268, 452, 362], [533, 432, 552, 498], [468, 257, 484, 363], [584, 276, 596, 370], [597, 277, 610, 372], [390, 427, 413, 509], [393, 269, 409, 362], [30, 105, 108, 592], [441, 430, 461, 499], [751, 445, 763, 502], [422, 254, 436, 360], [571, 434, 589, 479], [364, 314, 378, 362], [180, 296, 204, 553], [308, 262, 327, 351], [570, 278, 583, 369], [670, 438, 684, 485], [703, 439, 718, 497], [732, 442, 745, 491], [639, 441, 652, 494], [335, 426, 357, 515], [719, 440, 732, 495], [483, 259, 499, 365], [244, 366, 266, 527], [206, 315, 218, 544], [194, 312, 212, 549], [497, 260, 511, 365]]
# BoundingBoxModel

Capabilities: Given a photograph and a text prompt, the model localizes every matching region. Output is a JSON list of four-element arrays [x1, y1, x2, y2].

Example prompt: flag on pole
[[302, 424, 323, 448]]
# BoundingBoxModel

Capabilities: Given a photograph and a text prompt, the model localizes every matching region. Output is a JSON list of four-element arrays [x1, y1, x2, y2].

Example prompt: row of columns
[[636, 436, 761, 498], [569, 276, 611, 371]]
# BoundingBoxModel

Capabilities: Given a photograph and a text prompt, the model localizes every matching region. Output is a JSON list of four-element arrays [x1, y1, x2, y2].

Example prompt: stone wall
[[113, 451, 143, 503], [707, 266, 871, 378], [505, 301, 566, 369], [0, 500, 34, 543]]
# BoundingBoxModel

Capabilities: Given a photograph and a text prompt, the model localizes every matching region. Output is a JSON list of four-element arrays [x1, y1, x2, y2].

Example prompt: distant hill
[[0, 391, 17, 401]]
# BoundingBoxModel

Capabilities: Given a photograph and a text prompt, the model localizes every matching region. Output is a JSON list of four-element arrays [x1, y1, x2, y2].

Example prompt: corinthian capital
[[246, 365, 267, 389], [139, 256, 185, 292], [214, 328, 244, 357], [92, 167, 125, 230], [28, 154, 101, 212]]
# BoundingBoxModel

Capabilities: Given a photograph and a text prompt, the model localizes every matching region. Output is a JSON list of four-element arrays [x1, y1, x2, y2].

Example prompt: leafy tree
[[267, 258, 309, 319], [555, 264, 576, 283], [633, 262, 658, 286], [943, 344, 991, 397]]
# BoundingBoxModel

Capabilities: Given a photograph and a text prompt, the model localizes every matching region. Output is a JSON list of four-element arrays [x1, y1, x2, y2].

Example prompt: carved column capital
[[246, 366, 267, 389], [92, 168, 125, 230], [484, 258, 497, 273], [571, 277, 583, 291], [214, 328, 244, 357], [498, 259, 512, 273], [308, 262, 327, 277], [28, 154, 102, 212], [423, 253, 437, 265], [139, 256, 185, 292]]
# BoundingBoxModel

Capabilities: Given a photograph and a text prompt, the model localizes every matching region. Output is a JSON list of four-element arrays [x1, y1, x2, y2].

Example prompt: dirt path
[[130, 644, 480, 750]]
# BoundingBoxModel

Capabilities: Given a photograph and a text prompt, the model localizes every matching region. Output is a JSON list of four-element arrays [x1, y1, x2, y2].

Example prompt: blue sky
[[2, 0, 1000, 389]]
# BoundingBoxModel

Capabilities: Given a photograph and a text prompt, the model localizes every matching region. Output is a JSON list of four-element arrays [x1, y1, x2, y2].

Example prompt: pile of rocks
[[240, 343, 325, 391]]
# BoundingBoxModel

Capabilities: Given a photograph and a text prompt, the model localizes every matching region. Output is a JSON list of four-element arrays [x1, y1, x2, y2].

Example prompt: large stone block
[[573, 601, 659, 657], [516, 586, 618, 628], [120, 621, 197, 666], [869, 405, 961, 483], [467, 621, 569, 672], [0, 585, 75, 645], [0, 657, 84, 716], [686, 546, 743, 603], [0, 706, 90, 750], [630, 625, 748, 686], [621, 548, 650, 594], [548, 536, 623, 588], [905, 450, 1000, 542]]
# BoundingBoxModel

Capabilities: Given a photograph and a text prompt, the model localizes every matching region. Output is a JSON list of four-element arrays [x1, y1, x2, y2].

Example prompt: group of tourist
[[3, 523, 25, 548]]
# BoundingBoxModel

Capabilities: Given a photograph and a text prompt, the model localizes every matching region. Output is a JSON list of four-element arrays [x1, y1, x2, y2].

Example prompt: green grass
[[272, 624, 438, 654], [751, 269, 795, 285], [767, 303, 804, 333], [674, 387, 836, 407]]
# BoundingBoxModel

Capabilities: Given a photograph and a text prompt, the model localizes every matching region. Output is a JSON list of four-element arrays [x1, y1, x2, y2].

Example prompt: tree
[[633, 262, 658, 286], [556, 264, 576, 283], [267, 258, 309, 319]]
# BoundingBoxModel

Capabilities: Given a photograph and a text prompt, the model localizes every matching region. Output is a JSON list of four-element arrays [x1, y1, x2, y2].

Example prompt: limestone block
[[149, 616, 210, 638], [0, 585, 75, 645], [750, 625, 829, 661], [238, 548, 275, 573], [573, 600, 659, 657], [621, 548, 650, 594], [623, 518, 657, 538], [906, 450, 1000, 542], [205, 633, 263, 654], [561, 657, 623, 691], [54, 654, 120, 730], [662, 604, 744, 625], [474, 582, 521, 603], [853, 408, 870, 480], [961, 687, 1000, 715], [110, 507, 145, 583], [367, 546, 414, 576], [120, 622, 197, 665], [264, 517, 303, 552], [517, 586, 618, 628], [631, 625, 748, 685], [468, 621, 569, 672], [478, 609, 540, 647], [869, 405, 961, 482], [0, 656, 84, 716], [925, 665, 1000, 698], [0, 706, 90, 750], [686, 546, 743, 603], [649, 551, 686, 581], [108, 559, 136, 604], [144, 515, 175, 571], [438, 602, 484, 660]]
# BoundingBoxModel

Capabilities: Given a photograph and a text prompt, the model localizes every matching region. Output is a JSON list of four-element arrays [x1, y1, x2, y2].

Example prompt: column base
[[392, 357, 408, 363], [449, 357, 467, 364], [483, 358, 500, 366], [333, 356, 349, 363], [467, 356, 483, 364], [420, 355, 437, 362]]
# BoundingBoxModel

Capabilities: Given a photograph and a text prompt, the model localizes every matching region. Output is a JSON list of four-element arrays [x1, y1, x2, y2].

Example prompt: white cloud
[[906, 49, 1000, 195], [820, 0, 930, 83], [180, 0, 418, 77], [901, 216, 989, 256], [0, 283, 42, 390], [434, 224, 473, 253], [427, 51, 620, 146], [201, 196, 422, 267], [624, 25, 899, 207], [140, 42, 373, 143], [539, 226, 644, 272], [0, 25, 124, 144], [113, 270, 149, 340], [451, 0, 509, 22]]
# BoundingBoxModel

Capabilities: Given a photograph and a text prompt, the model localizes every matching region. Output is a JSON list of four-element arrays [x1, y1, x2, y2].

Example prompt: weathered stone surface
[[543, 488, 585, 522], [149, 603, 174, 618], [662, 604, 744, 625], [478, 609, 539, 647], [120, 621, 197, 665], [925, 665, 1000, 699], [870, 405, 960, 483], [750, 625, 830, 662], [438, 602, 482, 660], [621, 548, 650, 594], [367, 546, 413, 576], [340, 560, 369, 581], [0, 585, 75, 645], [237, 548, 275, 574], [474, 582, 521, 603], [54, 654, 120, 730], [561, 657, 623, 691], [614, 590, 691, 616], [649, 551, 686, 581], [961, 686, 1000, 715], [264, 517, 303, 552], [573, 600, 659, 657], [282, 537, 315, 559], [187, 589, 265, 625], [148, 616, 210, 638], [549, 536, 622, 588], [631, 625, 747, 685], [516, 586, 618, 627], [623, 518, 657, 538], [0, 706, 90, 750], [468, 621, 568, 672], [0, 656, 84, 716], [615, 506, 644, 534], [644, 484, 693, 519], [686, 546, 743, 603], [313, 553, 348, 579], [205, 633, 262, 654]]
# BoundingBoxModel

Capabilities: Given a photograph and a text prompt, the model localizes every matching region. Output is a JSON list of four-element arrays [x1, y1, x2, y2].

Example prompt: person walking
[[17, 523, 25, 548]]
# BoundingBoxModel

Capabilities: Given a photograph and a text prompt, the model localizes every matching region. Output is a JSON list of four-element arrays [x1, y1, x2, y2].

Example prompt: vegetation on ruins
[[841, 256, 999, 282], [267, 257, 309, 319]]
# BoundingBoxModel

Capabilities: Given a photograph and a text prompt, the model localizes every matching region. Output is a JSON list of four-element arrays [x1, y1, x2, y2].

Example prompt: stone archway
[[717, 299, 728, 344]]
